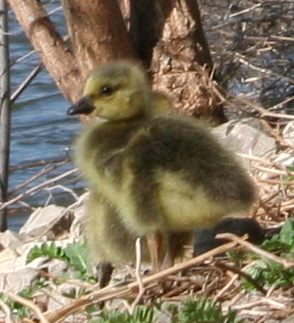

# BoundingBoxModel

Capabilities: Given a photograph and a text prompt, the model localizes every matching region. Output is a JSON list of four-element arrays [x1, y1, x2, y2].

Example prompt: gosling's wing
[[75, 119, 143, 187], [124, 116, 255, 229], [127, 116, 255, 206]]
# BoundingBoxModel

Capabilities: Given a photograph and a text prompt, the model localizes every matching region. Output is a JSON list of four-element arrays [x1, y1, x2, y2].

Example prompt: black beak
[[67, 96, 95, 115]]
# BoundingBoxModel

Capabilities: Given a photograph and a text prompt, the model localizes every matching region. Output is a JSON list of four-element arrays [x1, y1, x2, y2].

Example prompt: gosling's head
[[67, 61, 152, 120]]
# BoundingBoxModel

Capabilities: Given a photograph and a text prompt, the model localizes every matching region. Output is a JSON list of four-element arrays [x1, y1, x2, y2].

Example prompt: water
[[7, 1, 294, 231], [7, 3, 83, 231]]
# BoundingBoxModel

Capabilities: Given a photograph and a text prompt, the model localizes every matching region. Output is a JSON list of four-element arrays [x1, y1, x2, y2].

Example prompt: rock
[[0, 230, 23, 250], [0, 268, 39, 293], [69, 192, 88, 240], [282, 315, 294, 323], [19, 205, 69, 239], [0, 242, 49, 274], [282, 121, 294, 146], [46, 285, 87, 322], [0, 237, 79, 294], [51, 210, 75, 239], [46, 288, 74, 312], [212, 119, 276, 169], [43, 258, 68, 277], [0, 248, 19, 273]]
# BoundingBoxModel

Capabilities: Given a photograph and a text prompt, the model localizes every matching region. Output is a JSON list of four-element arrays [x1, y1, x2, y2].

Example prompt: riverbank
[[1, 119, 294, 322]]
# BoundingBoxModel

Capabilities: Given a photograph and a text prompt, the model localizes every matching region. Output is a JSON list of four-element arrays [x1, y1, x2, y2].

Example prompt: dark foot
[[98, 262, 114, 288]]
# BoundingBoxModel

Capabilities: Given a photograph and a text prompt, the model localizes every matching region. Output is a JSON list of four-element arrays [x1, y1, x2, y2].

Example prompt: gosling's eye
[[100, 86, 114, 96]]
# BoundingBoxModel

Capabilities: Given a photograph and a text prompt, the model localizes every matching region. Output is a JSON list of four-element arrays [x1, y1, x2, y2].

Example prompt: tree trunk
[[128, 0, 224, 123], [8, 0, 224, 122], [0, 0, 10, 231], [7, 0, 81, 102], [62, 0, 137, 79]]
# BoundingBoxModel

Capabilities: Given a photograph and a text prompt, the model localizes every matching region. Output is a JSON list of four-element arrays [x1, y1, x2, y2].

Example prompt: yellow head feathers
[[68, 61, 152, 120]]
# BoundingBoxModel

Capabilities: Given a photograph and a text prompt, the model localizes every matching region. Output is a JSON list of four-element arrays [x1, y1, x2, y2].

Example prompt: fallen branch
[[44, 241, 239, 323]]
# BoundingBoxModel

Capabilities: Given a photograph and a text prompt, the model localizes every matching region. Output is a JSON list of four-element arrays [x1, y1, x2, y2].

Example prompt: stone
[[212, 119, 276, 169], [0, 230, 23, 250], [0, 248, 19, 273], [44, 258, 68, 277], [282, 315, 294, 323], [19, 205, 67, 239], [0, 268, 39, 293], [282, 121, 294, 146], [69, 192, 88, 240]]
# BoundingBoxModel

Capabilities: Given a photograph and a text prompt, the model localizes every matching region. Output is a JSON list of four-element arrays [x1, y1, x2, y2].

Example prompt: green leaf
[[64, 242, 92, 275], [279, 220, 294, 246], [90, 306, 155, 323], [178, 298, 242, 323], [26, 242, 69, 264]]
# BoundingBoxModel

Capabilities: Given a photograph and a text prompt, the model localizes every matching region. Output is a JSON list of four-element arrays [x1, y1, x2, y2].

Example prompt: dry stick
[[34, 193, 86, 242], [0, 299, 13, 323], [11, 48, 36, 65], [163, 286, 191, 300], [10, 156, 69, 171], [211, 78, 294, 121], [4, 290, 49, 323], [44, 184, 79, 202], [270, 35, 294, 43], [225, 290, 246, 312], [215, 261, 266, 294], [213, 274, 239, 301], [231, 298, 286, 311], [257, 178, 294, 185], [0, 0, 11, 232], [0, 168, 77, 210], [253, 166, 288, 176], [10, 63, 44, 104], [44, 241, 239, 323], [266, 284, 278, 298], [260, 119, 294, 151], [229, 3, 261, 17], [268, 95, 294, 113], [129, 237, 145, 314], [216, 233, 294, 268], [37, 268, 95, 290], [280, 199, 294, 207], [45, 286, 131, 323], [237, 56, 294, 85], [239, 154, 285, 169], [47, 4, 62, 15], [9, 158, 69, 195]]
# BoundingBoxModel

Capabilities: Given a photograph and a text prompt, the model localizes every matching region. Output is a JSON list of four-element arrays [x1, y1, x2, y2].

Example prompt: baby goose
[[68, 61, 256, 273], [84, 91, 179, 287]]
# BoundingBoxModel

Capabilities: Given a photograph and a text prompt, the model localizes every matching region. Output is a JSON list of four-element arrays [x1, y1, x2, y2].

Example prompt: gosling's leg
[[162, 232, 192, 269], [147, 231, 163, 272], [98, 262, 114, 288]]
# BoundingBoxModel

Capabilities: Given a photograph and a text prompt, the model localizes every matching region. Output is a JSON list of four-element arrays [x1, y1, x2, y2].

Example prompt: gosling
[[68, 61, 256, 273], [82, 91, 179, 287]]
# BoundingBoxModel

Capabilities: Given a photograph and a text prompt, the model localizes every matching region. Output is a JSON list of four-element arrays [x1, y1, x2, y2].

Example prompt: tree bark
[[0, 0, 10, 231], [7, 0, 81, 102], [8, 0, 224, 123], [128, 0, 225, 123], [62, 0, 137, 79]]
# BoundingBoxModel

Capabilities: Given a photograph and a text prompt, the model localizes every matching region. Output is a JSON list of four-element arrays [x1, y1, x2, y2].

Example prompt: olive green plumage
[[68, 61, 256, 282], [86, 189, 188, 264], [78, 81, 181, 285], [85, 189, 151, 264]]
